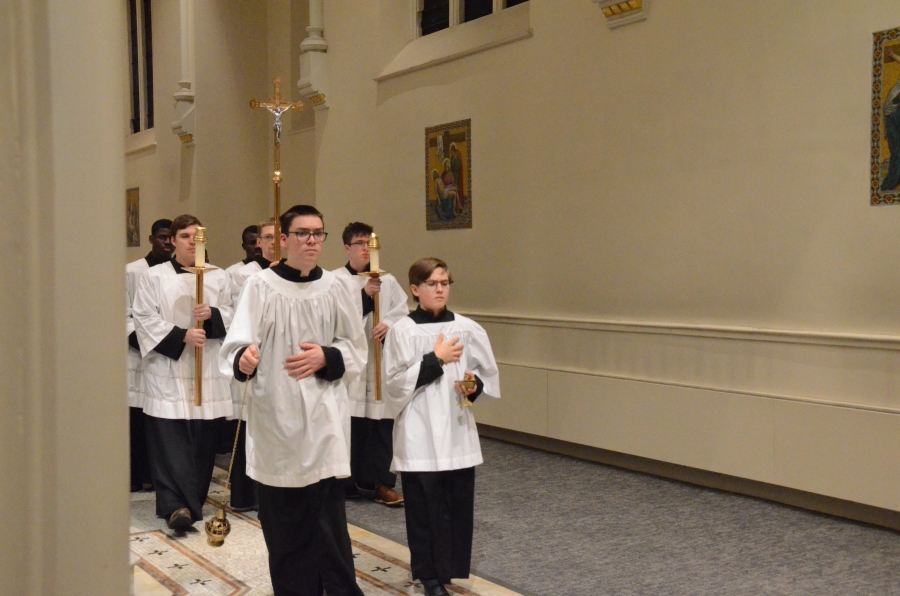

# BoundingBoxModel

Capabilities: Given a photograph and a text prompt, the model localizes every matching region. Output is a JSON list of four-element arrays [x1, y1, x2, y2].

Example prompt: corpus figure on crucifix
[[250, 78, 304, 260]]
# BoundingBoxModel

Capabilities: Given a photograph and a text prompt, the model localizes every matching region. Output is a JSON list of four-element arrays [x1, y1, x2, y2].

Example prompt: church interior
[[4, 1, 900, 594]]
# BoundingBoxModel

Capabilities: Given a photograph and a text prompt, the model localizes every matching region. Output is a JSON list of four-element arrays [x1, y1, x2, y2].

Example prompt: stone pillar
[[0, 1, 129, 594], [172, 0, 196, 143], [297, 0, 329, 111]]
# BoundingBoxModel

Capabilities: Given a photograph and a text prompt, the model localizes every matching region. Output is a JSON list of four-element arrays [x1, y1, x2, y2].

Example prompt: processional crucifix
[[250, 78, 304, 260]]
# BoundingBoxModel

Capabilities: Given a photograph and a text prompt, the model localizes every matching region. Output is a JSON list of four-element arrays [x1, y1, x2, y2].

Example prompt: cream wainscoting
[[467, 312, 900, 513]]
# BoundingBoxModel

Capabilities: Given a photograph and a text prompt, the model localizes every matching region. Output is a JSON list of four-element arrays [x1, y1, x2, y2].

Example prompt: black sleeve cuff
[[203, 307, 227, 339], [315, 346, 346, 382], [468, 374, 485, 403], [128, 331, 140, 351], [153, 327, 188, 360], [233, 346, 257, 382], [415, 351, 445, 389], [361, 289, 375, 318]]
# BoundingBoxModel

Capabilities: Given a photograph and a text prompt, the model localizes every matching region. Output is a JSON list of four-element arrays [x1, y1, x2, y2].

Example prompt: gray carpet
[[345, 436, 900, 596]]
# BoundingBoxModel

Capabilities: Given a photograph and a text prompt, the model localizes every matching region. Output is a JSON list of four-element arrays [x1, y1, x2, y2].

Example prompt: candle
[[194, 226, 207, 268], [368, 232, 380, 272]]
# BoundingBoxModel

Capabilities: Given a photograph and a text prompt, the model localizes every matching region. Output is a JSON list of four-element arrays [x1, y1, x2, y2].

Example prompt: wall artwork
[[126, 187, 141, 247], [871, 27, 900, 204], [425, 119, 472, 230]]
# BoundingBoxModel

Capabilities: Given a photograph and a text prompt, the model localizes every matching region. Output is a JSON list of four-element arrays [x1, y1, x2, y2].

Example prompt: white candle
[[369, 233, 379, 272], [194, 227, 206, 268]]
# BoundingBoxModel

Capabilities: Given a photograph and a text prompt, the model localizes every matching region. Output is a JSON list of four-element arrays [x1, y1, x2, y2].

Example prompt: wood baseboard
[[478, 424, 900, 532]]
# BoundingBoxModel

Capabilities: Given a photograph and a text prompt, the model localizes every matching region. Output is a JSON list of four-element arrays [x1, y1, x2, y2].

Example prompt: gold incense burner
[[205, 508, 231, 547]]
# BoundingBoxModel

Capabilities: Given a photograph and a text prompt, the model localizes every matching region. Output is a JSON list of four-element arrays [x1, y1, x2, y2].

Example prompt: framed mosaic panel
[[126, 187, 141, 247], [871, 27, 900, 204], [425, 119, 472, 230]]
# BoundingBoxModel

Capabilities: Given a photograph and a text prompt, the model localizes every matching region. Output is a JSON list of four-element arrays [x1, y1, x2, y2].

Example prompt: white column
[[1, 0, 129, 594], [297, 0, 329, 111], [172, 0, 196, 142]]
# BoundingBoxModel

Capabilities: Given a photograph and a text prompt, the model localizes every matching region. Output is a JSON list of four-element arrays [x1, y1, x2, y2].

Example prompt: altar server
[[225, 224, 261, 274], [384, 258, 500, 596], [126, 218, 172, 492], [221, 204, 366, 596], [223, 217, 277, 511], [132, 214, 234, 531], [333, 222, 408, 506]]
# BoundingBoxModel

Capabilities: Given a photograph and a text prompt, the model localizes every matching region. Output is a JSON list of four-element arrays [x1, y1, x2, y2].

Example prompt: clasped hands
[[184, 303, 212, 347], [434, 333, 477, 397], [238, 342, 326, 380]]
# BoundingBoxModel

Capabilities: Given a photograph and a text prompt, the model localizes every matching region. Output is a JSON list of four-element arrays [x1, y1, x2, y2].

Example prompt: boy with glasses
[[221, 205, 366, 596], [333, 222, 409, 507], [383, 257, 500, 596], [132, 214, 234, 531]]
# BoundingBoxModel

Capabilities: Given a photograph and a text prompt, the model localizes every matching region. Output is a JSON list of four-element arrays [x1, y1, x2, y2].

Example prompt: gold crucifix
[[250, 77, 304, 260]]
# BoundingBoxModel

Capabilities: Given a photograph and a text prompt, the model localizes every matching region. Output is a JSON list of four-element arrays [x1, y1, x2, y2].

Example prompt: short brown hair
[[170, 214, 202, 239], [257, 217, 276, 233], [408, 257, 453, 302]]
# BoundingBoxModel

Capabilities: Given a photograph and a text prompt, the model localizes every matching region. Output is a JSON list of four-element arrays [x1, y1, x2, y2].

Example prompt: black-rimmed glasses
[[286, 230, 328, 242]]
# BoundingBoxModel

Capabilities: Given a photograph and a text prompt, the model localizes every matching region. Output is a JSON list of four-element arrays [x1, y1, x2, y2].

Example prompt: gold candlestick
[[362, 232, 383, 402], [185, 227, 218, 407], [250, 78, 303, 261]]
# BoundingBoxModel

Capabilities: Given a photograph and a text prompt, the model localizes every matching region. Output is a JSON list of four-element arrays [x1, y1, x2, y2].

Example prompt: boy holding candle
[[383, 257, 501, 596], [333, 222, 409, 506], [132, 214, 234, 531]]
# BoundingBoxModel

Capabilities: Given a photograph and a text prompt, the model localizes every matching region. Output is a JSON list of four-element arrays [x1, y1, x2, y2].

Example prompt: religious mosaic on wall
[[425, 119, 472, 230], [126, 187, 140, 246], [871, 27, 900, 204]]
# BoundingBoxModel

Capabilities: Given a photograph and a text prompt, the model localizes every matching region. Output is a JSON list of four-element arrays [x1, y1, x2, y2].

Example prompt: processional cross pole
[[250, 77, 304, 261]]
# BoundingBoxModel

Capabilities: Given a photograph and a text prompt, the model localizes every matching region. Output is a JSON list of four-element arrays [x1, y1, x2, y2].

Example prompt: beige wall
[[126, 0, 272, 267], [312, 0, 900, 510]]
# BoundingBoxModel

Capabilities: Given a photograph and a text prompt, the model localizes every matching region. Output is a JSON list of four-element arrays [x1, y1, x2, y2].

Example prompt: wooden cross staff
[[250, 78, 304, 261]]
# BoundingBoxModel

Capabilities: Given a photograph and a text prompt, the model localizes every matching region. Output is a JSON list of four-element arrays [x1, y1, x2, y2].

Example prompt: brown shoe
[[374, 485, 404, 507], [166, 508, 193, 531]]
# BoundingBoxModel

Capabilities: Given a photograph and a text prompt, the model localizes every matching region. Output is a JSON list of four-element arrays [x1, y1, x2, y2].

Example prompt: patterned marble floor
[[130, 469, 520, 596]]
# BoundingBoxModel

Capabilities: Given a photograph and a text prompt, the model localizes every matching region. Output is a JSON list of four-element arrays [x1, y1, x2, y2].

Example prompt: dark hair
[[279, 205, 323, 236], [151, 219, 173, 236], [169, 214, 202, 239], [241, 225, 259, 239], [342, 222, 374, 246], [408, 257, 453, 302]]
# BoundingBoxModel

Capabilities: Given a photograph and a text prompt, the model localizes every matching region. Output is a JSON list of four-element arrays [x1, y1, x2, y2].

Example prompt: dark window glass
[[127, 0, 140, 134], [142, 0, 154, 129], [464, 0, 493, 22], [421, 0, 449, 36], [505, 0, 529, 7]]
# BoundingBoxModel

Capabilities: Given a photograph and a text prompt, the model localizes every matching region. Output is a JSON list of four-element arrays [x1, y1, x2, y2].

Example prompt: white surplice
[[219, 267, 367, 488], [332, 267, 410, 419], [384, 312, 500, 472], [226, 259, 264, 420], [126, 257, 150, 408], [132, 261, 234, 420]]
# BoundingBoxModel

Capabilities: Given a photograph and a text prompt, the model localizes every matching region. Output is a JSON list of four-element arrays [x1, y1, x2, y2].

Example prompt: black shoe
[[421, 579, 450, 596], [130, 483, 142, 493], [344, 484, 361, 499], [166, 508, 193, 531]]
